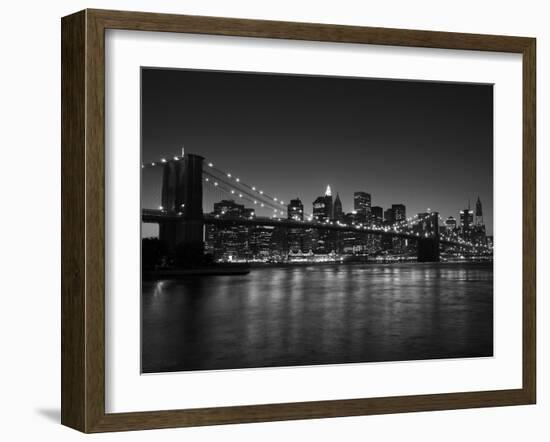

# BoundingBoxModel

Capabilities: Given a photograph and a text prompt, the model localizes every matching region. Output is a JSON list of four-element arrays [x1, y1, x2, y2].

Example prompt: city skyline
[[142, 67, 493, 236], [144, 151, 491, 264], [140, 67, 495, 374], [142, 158, 490, 239], [203, 187, 488, 226]]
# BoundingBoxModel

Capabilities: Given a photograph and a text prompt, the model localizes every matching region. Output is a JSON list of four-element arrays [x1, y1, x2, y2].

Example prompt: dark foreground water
[[142, 262, 493, 373]]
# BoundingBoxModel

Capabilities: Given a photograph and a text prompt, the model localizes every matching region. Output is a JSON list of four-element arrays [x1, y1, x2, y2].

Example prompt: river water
[[141, 262, 493, 373]]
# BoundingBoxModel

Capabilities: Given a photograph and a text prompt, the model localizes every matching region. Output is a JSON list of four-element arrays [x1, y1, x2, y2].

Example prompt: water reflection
[[142, 262, 493, 373]]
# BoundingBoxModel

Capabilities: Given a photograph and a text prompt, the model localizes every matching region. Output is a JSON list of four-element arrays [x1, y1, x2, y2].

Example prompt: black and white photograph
[[140, 67, 494, 374]]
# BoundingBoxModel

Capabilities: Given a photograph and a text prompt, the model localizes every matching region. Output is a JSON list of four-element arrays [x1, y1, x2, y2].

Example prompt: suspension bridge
[[141, 152, 490, 265]]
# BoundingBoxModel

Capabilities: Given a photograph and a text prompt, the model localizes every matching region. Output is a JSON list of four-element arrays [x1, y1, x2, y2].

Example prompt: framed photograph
[[61, 9, 536, 432]]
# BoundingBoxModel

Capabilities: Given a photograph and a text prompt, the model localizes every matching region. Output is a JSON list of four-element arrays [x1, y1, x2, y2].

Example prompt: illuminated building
[[333, 193, 343, 221], [287, 198, 304, 221], [312, 186, 334, 253], [392, 204, 406, 222], [460, 207, 474, 231], [384, 207, 395, 225], [249, 226, 275, 260], [287, 198, 305, 253], [475, 196, 484, 226], [312, 186, 333, 222], [353, 191, 371, 223], [445, 216, 457, 231], [208, 199, 249, 261], [371, 206, 383, 225]]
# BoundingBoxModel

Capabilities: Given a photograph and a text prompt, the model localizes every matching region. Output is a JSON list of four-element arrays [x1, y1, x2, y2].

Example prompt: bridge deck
[[142, 209, 464, 246]]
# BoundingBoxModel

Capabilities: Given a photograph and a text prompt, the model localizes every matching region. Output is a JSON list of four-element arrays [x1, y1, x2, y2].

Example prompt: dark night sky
[[141, 68, 493, 236]]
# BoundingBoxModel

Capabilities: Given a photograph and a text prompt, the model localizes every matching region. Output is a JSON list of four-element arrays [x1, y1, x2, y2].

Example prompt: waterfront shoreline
[[144, 259, 493, 279], [245, 259, 493, 269]]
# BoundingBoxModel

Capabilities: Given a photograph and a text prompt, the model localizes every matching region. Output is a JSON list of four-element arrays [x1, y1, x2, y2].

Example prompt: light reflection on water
[[142, 262, 493, 373]]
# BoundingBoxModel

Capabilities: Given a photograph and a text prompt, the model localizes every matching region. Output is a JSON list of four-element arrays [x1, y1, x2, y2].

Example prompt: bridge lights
[[214, 182, 218, 186], [161, 158, 167, 163], [227, 173, 231, 178], [208, 162, 213, 167], [151, 162, 155, 166], [236, 178, 240, 182], [174, 156, 179, 161]]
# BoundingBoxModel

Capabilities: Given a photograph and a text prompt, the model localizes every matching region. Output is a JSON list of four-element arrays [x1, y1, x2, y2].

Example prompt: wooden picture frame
[[61, 8, 536, 433]]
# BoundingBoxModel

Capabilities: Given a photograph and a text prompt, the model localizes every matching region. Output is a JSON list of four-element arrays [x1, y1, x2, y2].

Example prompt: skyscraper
[[209, 199, 250, 261], [325, 185, 333, 219], [249, 226, 275, 260], [313, 186, 333, 222], [384, 207, 395, 225], [445, 216, 457, 231], [371, 206, 383, 225], [392, 204, 406, 222], [333, 193, 343, 221], [312, 186, 334, 253], [470, 196, 487, 245], [213, 199, 245, 217], [342, 212, 359, 253], [287, 198, 305, 253], [382, 204, 406, 225], [287, 198, 304, 221], [460, 208, 474, 230], [475, 196, 484, 226], [353, 191, 371, 223]]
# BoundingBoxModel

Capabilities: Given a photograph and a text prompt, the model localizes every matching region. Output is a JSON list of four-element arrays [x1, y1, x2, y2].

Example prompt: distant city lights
[[144, 153, 490, 258]]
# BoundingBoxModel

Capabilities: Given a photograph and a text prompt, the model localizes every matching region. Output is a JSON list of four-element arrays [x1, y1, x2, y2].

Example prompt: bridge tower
[[159, 153, 204, 267], [417, 212, 440, 262]]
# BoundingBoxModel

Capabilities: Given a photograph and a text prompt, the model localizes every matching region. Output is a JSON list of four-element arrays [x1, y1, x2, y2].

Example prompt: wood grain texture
[[61, 9, 537, 433], [84, 10, 107, 433], [89, 8, 532, 53], [61, 10, 86, 432], [522, 38, 536, 404]]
